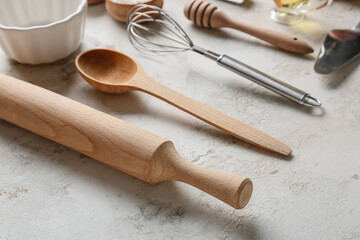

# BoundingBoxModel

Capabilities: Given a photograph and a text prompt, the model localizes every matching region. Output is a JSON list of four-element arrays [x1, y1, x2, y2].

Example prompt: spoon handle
[[135, 74, 292, 156], [222, 15, 314, 54]]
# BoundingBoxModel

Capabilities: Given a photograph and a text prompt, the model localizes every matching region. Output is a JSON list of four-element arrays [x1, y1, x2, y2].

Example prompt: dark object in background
[[314, 21, 360, 74]]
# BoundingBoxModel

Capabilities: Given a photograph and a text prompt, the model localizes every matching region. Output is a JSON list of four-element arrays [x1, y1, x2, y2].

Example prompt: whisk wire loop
[[127, 4, 194, 55]]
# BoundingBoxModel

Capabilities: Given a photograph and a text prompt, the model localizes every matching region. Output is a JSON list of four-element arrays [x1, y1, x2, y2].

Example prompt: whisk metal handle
[[202, 50, 321, 107]]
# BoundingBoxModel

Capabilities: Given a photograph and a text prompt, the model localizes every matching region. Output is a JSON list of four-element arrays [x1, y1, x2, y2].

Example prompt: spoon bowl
[[75, 49, 292, 156], [76, 49, 139, 93]]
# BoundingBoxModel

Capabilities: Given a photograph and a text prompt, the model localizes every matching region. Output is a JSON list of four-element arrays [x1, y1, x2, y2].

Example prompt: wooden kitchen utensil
[[106, 0, 163, 22], [184, 0, 314, 54], [88, 0, 104, 5], [76, 49, 292, 156], [0, 73, 252, 209]]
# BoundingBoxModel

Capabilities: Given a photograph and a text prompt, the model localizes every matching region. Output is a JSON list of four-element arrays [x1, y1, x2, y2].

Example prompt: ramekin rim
[[0, 0, 87, 31]]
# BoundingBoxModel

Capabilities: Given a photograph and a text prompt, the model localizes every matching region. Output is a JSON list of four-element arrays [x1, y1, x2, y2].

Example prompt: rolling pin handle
[[148, 142, 253, 209]]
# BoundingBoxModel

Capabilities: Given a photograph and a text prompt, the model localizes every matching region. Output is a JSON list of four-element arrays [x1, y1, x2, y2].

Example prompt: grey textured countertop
[[1, 1, 359, 239]]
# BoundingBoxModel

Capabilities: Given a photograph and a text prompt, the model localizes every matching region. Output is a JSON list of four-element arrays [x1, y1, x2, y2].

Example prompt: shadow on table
[[185, 70, 326, 117], [0, 119, 262, 239], [227, 82, 326, 116], [6, 46, 85, 96], [87, 1, 107, 18]]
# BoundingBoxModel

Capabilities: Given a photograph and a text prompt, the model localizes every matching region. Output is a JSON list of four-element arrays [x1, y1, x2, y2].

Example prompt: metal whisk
[[127, 4, 321, 107]]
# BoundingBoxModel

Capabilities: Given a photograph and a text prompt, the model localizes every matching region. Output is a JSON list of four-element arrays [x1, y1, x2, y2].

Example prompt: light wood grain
[[105, 0, 163, 22], [88, 0, 104, 5], [76, 49, 292, 156], [184, 0, 314, 54], [0, 72, 252, 209]]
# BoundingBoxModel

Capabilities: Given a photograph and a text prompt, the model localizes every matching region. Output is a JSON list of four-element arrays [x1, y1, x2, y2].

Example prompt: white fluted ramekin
[[0, 0, 87, 64]]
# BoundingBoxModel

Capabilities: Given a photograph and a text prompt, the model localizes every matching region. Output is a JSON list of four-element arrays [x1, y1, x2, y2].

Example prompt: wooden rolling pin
[[0, 73, 252, 209]]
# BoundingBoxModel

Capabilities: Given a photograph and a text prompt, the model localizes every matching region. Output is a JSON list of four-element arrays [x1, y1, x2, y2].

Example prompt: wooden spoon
[[184, 0, 314, 54], [106, 0, 163, 22], [75, 49, 292, 156]]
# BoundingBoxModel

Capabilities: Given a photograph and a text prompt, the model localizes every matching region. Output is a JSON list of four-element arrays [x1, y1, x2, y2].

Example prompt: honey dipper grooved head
[[184, 0, 218, 28]]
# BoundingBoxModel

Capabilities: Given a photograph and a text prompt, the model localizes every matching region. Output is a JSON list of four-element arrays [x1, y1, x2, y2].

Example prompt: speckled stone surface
[[1, 1, 359, 239]]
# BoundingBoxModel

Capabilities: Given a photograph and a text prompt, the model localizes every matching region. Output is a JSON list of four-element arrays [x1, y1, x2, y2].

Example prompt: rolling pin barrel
[[0, 73, 252, 209]]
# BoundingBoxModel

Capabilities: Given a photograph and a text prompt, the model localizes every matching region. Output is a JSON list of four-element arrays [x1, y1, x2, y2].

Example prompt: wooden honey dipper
[[184, 0, 314, 54], [0, 73, 252, 209]]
